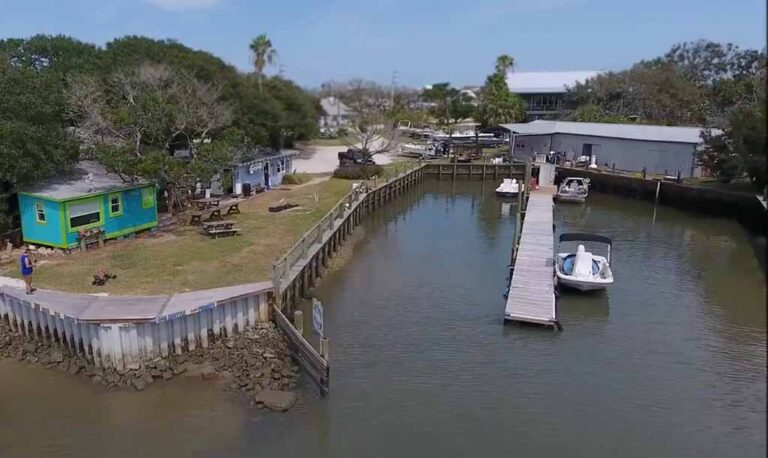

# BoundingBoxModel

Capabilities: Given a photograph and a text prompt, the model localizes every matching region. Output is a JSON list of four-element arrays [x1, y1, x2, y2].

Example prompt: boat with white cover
[[556, 177, 589, 203], [399, 142, 437, 159], [555, 233, 614, 291], [495, 178, 523, 198]]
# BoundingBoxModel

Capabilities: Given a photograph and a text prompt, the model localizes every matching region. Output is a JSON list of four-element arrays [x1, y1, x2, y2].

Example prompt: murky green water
[[1, 180, 765, 458]]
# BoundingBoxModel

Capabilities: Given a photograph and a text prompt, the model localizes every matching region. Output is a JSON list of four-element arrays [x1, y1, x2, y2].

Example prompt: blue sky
[[0, 0, 765, 88]]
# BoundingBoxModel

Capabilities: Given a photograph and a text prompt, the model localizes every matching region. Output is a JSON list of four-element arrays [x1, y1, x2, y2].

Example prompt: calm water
[[1, 180, 765, 458]]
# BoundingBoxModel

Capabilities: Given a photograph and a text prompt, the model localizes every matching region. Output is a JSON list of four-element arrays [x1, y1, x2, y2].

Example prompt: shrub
[[332, 164, 384, 180], [281, 172, 312, 185]]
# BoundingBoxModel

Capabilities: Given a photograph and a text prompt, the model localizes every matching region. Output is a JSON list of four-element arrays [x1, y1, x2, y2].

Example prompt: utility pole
[[390, 70, 398, 108]]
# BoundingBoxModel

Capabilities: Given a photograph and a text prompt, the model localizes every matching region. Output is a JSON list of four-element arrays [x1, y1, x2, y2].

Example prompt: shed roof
[[506, 71, 600, 94], [233, 148, 298, 166], [500, 120, 711, 144], [320, 96, 352, 116], [23, 161, 147, 201]]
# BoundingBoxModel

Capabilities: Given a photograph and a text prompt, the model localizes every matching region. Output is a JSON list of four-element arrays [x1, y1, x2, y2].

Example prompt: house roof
[[506, 71, 600, 94], [320, 96, 352, 116], [500, 120, 712, 144], [232, 148, 297, 166], [22, 161, 147, 200]]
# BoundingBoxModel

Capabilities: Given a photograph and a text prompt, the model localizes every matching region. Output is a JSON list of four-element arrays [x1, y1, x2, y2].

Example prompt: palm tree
[[249, 34, 277, 95], [495, 54, 515, 75]]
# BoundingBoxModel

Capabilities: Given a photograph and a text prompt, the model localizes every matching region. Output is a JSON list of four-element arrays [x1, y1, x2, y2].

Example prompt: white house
[[506, 71, 600, 120], [319, 96, 353, 128], [501, 120, 714, 177]]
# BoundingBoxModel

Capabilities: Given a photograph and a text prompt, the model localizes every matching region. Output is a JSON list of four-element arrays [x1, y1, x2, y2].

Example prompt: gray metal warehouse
[[501, 120, 713, 177]]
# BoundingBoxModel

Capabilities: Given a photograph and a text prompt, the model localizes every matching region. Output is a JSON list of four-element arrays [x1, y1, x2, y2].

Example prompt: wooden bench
[[189, 199, 244, 225], [202, 220, 241, 238]]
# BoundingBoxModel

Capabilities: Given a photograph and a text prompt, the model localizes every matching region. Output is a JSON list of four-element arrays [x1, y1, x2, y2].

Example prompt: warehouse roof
[[506, 71, 600, 94], [500, 120, 712, 144]]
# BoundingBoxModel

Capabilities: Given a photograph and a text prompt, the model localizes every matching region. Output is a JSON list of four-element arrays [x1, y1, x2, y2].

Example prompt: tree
[[566, 104, 630, 123], [567, 60, 706, 125], [249, 34, 277, 95], [65, 63, 234, 211], [0, 39, 83, 232], [698, 70, 766, 186], [338, 79, 395, 155], [476, 55, 526, 127], [422, 82, 475, 133]]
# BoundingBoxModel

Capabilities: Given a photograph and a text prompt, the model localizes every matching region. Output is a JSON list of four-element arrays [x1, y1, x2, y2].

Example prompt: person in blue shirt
[[19, 246, 36, 294]]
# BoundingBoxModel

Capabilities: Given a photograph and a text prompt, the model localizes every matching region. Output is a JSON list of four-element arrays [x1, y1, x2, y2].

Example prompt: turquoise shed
[[18, 161, 158, 248]]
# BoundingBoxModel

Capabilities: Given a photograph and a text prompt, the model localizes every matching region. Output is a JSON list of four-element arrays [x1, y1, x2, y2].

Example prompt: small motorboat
[[399, 142, 437, 159], [556, 177, 589, 203], [555, 233, 614, 291], [495, 178, 523, 198]]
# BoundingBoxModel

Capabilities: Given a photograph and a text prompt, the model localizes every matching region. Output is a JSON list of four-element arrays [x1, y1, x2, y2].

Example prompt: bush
[[281, 172, 312, 185], [332, 164, 384, 180]]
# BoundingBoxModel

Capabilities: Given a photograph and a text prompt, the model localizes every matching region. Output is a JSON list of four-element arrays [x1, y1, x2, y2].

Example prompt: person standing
[[19, 246, 35, 294]]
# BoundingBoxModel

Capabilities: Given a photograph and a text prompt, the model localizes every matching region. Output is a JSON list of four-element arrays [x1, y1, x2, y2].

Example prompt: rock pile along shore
[[0, 321, 300, 408]]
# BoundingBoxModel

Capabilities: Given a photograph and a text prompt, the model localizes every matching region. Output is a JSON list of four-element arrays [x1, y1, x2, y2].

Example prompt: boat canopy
[[559, 232, 612, 246]]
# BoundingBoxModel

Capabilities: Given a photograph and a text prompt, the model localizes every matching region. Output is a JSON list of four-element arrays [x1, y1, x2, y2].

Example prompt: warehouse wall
[[512, 133, 700, 177]]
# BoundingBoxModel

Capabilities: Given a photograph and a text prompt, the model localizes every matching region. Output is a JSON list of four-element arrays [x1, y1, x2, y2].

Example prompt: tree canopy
[[0, 34, 319, 230], [421, 82, 475, 132], [476, 54, 526, 127]]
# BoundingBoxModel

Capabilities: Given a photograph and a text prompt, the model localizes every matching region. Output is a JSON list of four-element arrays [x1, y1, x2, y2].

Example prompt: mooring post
[[293, 310, 304, 336], [654, 180, 661, 205], [642, 167, 647, 179], [612, 163, 616, 174], [321, 337, 330, 361]]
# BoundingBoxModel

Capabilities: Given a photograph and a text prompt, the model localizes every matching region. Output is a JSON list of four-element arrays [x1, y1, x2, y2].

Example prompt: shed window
[[141, 188, 154, 209], [34, 202, 46, 223], [276, 159, 285, 173], [109, 193, 122, 216], [68, 199, 102, 230]]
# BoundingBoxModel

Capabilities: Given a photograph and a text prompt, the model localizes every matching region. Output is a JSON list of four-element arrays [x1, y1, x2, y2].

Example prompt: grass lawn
[[3, 178, 353, 295]]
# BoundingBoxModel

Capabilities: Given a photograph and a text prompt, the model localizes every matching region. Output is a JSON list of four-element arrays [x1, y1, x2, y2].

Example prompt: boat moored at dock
[[555, 233, 614, 291]]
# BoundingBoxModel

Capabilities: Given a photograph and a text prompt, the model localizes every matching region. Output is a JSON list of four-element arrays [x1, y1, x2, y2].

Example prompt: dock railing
[[272, 160, 424, 296]]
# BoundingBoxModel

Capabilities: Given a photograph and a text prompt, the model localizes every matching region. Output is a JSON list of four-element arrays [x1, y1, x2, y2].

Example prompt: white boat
[[495, 178, 523, 198], [555, 233, 614, 291], [399, 143, 437, 159], [430, 130, 495, 142], [556, 177, 589, 203]]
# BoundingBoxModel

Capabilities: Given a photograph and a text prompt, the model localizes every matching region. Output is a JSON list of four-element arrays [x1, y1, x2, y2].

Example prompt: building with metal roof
[[500, 120, 713, 177], [505, 71, 600, 121], [19, 161, 157, 248]]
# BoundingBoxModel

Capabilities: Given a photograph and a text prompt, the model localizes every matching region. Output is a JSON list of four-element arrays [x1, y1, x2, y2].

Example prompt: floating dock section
[[504, 162, 558, 329]]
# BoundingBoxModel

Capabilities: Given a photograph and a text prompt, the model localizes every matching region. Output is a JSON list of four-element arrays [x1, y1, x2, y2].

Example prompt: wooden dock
[[504, 184, 559, 329]]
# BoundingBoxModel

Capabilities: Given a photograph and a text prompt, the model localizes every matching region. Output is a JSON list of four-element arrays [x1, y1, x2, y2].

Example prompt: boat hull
[[556, 194, 586, 203], [556, 274, 612, 291], [495, 191, 520, 198]]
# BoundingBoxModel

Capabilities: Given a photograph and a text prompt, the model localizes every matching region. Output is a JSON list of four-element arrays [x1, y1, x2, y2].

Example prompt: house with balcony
[[506, 71, 600, 121]]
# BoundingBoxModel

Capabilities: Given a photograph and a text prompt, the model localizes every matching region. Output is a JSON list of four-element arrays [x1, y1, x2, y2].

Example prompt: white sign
[[312, 298, 324, 337]]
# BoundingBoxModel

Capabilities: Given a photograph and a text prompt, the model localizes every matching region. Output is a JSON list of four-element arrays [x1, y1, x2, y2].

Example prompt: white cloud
[[144, 0, 222, 11]]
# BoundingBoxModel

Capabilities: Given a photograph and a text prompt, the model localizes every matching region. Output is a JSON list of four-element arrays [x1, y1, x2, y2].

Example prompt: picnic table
[[190, 198, 244, 225], [202, 220, 241, 238], [192, 197, 221, 211]]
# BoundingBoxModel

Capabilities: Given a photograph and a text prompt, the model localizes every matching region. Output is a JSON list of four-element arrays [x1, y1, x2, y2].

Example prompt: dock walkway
[[504, 163, 558, 328]]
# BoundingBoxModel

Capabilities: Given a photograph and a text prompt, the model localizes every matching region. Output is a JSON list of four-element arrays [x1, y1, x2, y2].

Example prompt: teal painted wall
[[18, 195, 65, 247], [19, 185, 158, 248]]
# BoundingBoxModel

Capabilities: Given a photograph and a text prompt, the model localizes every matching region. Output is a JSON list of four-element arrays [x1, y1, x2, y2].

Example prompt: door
[[581, 144, 593, 157], [263, 162, 271, 189]]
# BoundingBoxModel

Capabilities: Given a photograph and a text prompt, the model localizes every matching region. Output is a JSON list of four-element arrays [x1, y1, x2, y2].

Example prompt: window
[[141, 188, 154, 209], [108, 193, 122, 217], [34, 202, 46, 223], [68, 199, 102, 231], [276, 159, 285, 173]]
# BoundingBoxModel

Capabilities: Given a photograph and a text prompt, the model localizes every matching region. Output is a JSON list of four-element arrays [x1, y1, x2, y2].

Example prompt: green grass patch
[[281, 172, 312, 185], [3, 179, 353, 295]]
